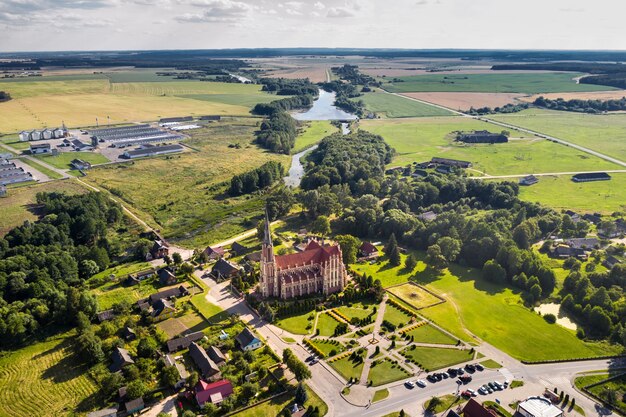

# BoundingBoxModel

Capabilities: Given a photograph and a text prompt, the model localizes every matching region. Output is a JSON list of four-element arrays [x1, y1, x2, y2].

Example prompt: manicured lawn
[[190, 293, 229, 324], [316, 312, 342, 337], [425, 394, 468, 414], [231, 384, 327, 417], [368, 359, 411, 386], [35, 151, 110, 169], [360, 116, 620, 174], [513, 173, 626, 214], [490, 108, 626, 162], [480, 359, 503, 369], [352, 252, 426, 288], [84, 119, 290, 248], [387, 283, 441, 309], [384, 73, 614, 94], [329, 356, 364, 381], [20, 158, 64, 179], [574, 373, 609, 390], [309, 339, 346, 357], [0, 331, 100, 417], [404, 324, 457, 345], [294, 120, 338, 151], [336, 301, 376, 321], [0, 179, 87, 236], [383, 303, 414, 329], [275, 311, 315, 335], [357, 91, 454, 118], [401, 346, 473, 371], [372, 388, 390, 403]]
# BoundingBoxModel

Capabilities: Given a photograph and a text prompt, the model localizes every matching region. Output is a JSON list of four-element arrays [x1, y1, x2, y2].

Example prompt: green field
[[383, 304, 413, 329], [490, 108, 626, 162], [91, 278, 162, 310], [275, 311, 314, 335], [190, 293, 229, 324], [329, 355, 364, 381], [294, 121, 338, 152], [360, 117, 621, 174], [83, 119, 289, 248], [231, 384, 327, 417], [20, 158, 64, 179], [352, 252, 427, 288], [387, 283, 442, 309], [583, 373, 626, 415], [308, 339, 346, 357], [0, 332, 100, 417], [357, 92, 454, 118], [316, 313, 342, 337], [35, 152, 110, 170], [515, 173, 626, 214], [0, 76, 277, 133], [404, 324, 457, 345], [368, 359, 411, 386], [401, 345, 473, 370], [336, 301, 376, 321], [384, 73, 616, 94], [0, 179, 88, 236]]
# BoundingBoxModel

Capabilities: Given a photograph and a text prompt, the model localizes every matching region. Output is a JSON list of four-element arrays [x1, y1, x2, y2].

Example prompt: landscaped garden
[[383, 303, 415, 329], [308, 339, 346, 358], [316, 312, 343, 337], [403, 323, 458, 345], [329, 353, 365, 381], [401, 345, 474, 371], [367, 358, 411, 386], [387, 283, 442, 310], [274, 311, 315, 335]]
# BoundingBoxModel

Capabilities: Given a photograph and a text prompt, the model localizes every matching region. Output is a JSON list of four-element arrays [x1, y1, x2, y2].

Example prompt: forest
[[254, 111, 298, 154], [229, 161, 285, 196], [533, 96, 626, 113], [0, 192, 138, 345]]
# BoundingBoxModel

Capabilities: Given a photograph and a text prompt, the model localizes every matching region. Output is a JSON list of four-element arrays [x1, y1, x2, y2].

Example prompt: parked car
[[447, 368, 458, 377], [456, 368, 465, 375], [475, 364, 484, 371], [310, 359, 318, 365], [306, 355, 316, 362], [416, 379, 427, 387], [467, 389, 477, 397], [465, 364, 476, 373], [460, 375, 473, 383], [405, 380, 415, 388], [461, 390, 472, 398], [478, 387, 487, 395]]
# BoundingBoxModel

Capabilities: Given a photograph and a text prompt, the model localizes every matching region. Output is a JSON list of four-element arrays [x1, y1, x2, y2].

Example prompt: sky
[[0, 0, 625, 52]]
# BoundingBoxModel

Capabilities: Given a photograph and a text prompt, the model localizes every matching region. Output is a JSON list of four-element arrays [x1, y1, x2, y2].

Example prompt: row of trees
[[466, 103, 528, 115], [229, 161, 285, 196], [534, 96, 626, 113]]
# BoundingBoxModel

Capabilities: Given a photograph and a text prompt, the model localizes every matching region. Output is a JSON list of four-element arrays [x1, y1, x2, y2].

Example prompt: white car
[[404, 380, 415, 388], [416, 379, 427, 387]]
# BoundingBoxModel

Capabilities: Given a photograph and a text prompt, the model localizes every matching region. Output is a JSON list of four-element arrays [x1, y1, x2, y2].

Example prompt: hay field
[[384, 73, 616, 94], [0, 332, 99, 417], [489, 108, 626, 162], [360, 117, 621, 175], [358, 92, 454, 118], [83, 119, 289, 248], [265, 67, 329, 82], [0, 77, 278, 133], [0, 179, 88, 236], [400, 92, 526, 110]]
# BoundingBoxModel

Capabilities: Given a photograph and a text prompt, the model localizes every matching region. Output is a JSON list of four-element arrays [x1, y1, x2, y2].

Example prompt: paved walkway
[[360, 296, 388, 385]]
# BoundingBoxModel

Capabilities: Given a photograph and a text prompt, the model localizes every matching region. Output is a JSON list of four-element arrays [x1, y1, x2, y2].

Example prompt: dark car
[[456, 368, 465, 375], [465, 364, 476, 373], [306, 355, 316, 362], [475, 364, 484, 371], [448, 368, 458, 377], [460, 375, 473, 383]]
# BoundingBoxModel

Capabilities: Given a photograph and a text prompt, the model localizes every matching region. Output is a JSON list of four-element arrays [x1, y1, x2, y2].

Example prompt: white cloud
[[313, 1, 325, 10], [174, 0, 250, 22], [327, 6, 354, 18]]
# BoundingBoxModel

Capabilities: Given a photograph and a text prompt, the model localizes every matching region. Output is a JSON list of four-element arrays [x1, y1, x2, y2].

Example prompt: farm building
[[519, 175, 539, 186], [71, 139, 94, 151], [431, 157, 472, 168], [436, 165, 454, 174], [194, 379, 233, 406], [0, 166, 24, 178], [0, 172, 33, 186], [189, 342, 221, 380], [572, 172, 611, 182], [199, 115, 221, 121], [129, 269, 156, 282], [124, 398, 144, 415], [166, 331, 206, 353], [603, 256, 621, 270], [235, 328, 262, 351], [457, 130, 508, 144], [19, 127, 66, 141], [207, 346, 227, 367], [551, 245, 586, 260], [565, 238, 599, 250], [90, 124, 184, 148], [516, 397, 563, 417], [122, 144, 184, 159], [71, 159, 92, 170], [96, 309, 116, 322], [147, 285, 189, 304], [582, 213, 602, 224], [29, 143, 51, 154]]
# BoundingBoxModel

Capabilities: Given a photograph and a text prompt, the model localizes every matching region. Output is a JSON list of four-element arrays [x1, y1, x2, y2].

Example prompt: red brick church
[[260, 213, 347, 299]]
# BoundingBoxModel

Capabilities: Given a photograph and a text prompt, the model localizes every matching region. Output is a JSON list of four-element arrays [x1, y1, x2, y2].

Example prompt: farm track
[[384, 90, 626, 168]]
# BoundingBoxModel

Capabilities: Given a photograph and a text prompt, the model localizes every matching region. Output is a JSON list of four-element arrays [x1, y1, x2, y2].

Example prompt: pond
[[536, 303, 578, 330], [291, 89, 358, 121]]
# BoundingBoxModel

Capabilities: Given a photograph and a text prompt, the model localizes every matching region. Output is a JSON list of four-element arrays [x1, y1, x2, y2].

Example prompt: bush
[[543, 313, 557, 324]]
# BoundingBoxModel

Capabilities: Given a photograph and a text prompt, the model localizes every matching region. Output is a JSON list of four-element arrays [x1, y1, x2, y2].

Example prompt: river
[[229, 73, 252, 83], [291, 89, 358, 121]]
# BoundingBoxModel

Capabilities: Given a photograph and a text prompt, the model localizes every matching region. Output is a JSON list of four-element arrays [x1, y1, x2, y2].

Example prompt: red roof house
[[194, 379, 234, 406], [463, 399, 498, 417], [359, 242, 379, 259]]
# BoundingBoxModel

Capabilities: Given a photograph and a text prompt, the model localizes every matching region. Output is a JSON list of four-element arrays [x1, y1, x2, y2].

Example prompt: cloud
[[0, 0, 113, 12], [313, 1, 325, 9], [416, 0, 429, 4], [327, 6, 354, 18], [174, 0, 250, 22]]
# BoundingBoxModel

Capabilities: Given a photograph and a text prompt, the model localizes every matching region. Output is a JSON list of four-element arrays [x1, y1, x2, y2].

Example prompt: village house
[[158, 268, 177, 286], [359, 241, 379, 260], [124, 398, 144, 415], [566, 238, 599, 250], [211, 258, 241, 280], [235, 328, 263, 351], [189, 342, 221, 380], [519, 175, 539, 186], [86, 407, 118, 417], [194, 379, 234, 406], [417, 211, 438, 222], [110, 347, 134, 372], [96, 309, 116, 323], [123, 327, 137, 341], [463, 398, 498, 417], [149, 239, 169, 260], [148, 285, 189, 304], [603, 256, 621, 270], [203, 246, 225, 260], [166, 331, 206, 353], [164, 354, 189, 389], [231, 241, 248, 256], [207, 346, 227, 367], [150, 298, 176, 322]]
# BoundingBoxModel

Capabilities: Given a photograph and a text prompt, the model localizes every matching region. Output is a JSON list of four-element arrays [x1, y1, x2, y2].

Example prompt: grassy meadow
[[83, 119, 290, 248], [367, 359, 411, 386], [383, 73, 616, 94], [401, 345, 473, 370], [0, 75, 278, 133], [360, 117, 621, 174], [489, 108, 626, 162], [357, 91, 454, 118], [35, 151, 110, 170], [404, 324, 457, 345], [0, 179, 88, 236], [514, 173, 626, 214], [0, 332, 100, 417], [294, 120, 338, 151]]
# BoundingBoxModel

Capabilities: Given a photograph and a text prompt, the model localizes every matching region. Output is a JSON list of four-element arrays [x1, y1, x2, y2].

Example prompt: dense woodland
[[229, 161, 285, 196], [255, 111, 298, 154], [291, 129, 626, 349], [0, 192, 137, 345], [533, 96, 626, 113]]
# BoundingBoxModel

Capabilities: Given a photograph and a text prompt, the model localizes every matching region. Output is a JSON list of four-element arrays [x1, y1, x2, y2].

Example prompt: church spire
[[263, 207, 272, 246]]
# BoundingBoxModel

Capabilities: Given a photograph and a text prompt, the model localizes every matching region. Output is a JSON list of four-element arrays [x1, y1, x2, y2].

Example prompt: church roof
[[275, 243, 340, 270]]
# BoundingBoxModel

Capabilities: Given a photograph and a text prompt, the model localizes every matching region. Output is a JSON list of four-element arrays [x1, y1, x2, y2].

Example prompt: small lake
[[291, 89, 358, 121], [536, 303, 578, 330]]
